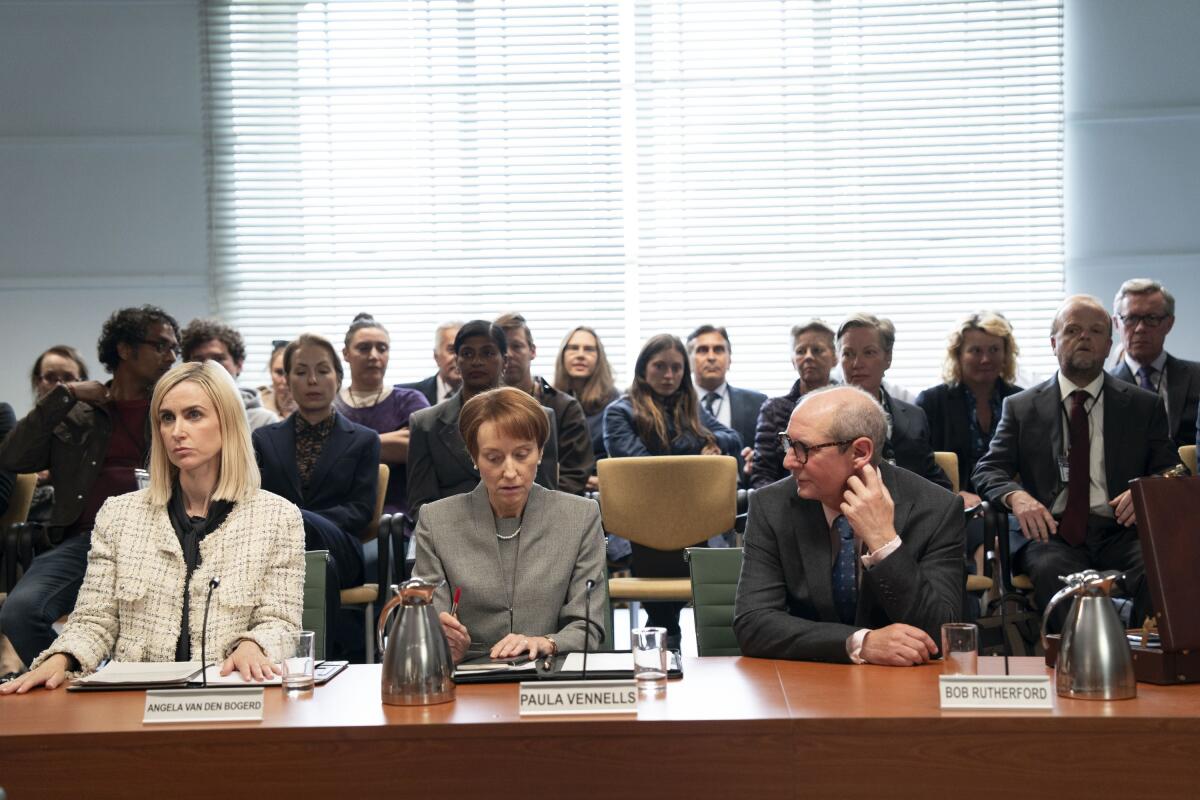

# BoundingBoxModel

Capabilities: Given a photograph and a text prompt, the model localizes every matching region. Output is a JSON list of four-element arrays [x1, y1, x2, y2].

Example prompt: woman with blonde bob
[[415, 387, 605, 664], [3, 362, 305, 693]]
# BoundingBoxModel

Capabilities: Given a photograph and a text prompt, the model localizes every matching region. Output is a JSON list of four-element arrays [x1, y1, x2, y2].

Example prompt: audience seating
[[598, 455, 738, 639], [686, 546, 743, 656], [1181, 445, 1196, 475], [0, 474, 42, 595], [303, 550, 332, 660], [338, 464, 391, 662]]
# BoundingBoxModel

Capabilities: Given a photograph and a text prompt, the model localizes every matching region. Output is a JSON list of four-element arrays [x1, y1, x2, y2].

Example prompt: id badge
[[1057, 454, 1070, 482]]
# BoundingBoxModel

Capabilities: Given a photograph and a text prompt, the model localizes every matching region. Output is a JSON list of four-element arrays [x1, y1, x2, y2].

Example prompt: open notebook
[[67, 660, 347, 691]]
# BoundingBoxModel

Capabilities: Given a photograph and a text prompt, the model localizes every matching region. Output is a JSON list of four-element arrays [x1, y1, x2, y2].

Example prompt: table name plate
[[939, 674, 1054, 709], [144, 688, 266, 724], [518, 680, 637, 716]]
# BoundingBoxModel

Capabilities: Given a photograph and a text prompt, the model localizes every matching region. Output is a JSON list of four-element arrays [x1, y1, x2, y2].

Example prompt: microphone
[[201, 577, 220, 688], [582, 578, 595, 681]]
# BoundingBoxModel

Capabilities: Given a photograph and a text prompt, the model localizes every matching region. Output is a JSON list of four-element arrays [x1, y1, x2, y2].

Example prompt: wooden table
[[2, 657, 1199, 798]]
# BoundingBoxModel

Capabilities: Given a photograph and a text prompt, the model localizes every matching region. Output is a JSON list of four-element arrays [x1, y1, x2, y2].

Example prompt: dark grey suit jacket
[[728, 384, 767, 487], [733, 463, 965, 663], [1111, 354, 1200, 447], [413, 482, 606, 654], [885, 389, 955, 492], [397, 374, 439, 407], [407, 393, 560, 523], [972, 373, 1180, 510]]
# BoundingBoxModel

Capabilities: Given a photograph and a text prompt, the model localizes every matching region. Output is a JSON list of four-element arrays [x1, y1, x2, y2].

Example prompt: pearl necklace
[[496, 525, 522, 541]]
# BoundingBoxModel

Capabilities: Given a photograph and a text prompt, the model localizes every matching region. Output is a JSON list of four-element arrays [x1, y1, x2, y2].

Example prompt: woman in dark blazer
[[915, 311, 1023, 507], [415, 387, 605, 663], [406, 320, 558, 525], [253, 333, 380, 592]]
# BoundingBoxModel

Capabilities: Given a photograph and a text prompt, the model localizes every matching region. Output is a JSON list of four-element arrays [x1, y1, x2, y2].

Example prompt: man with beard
[[973, 295, 1179, 633], [0, 306, 180, 671]]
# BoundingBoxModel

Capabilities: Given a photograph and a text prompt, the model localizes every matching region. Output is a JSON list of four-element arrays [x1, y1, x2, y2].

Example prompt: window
[[204, 0, 1064, 395]]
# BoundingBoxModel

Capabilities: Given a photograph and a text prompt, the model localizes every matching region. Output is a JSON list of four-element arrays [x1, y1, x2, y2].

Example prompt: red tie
[[1059, 389, 1090, 546]]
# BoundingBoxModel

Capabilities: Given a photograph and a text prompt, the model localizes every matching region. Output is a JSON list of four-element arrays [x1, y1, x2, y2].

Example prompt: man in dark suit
[[495, 312, 593, 495], [1110, 279, 1200, 448], [686, 324, 766, 488], [734, 386, 964, 664], [973, 295, 1180, 632], [398, 320, 463, 406], [836, 313, 954, 492]]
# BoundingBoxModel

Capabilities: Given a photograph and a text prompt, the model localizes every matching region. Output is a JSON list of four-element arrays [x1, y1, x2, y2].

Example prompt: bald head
[[1051, 295, 1113, 385], [793, 385, 887, 466]]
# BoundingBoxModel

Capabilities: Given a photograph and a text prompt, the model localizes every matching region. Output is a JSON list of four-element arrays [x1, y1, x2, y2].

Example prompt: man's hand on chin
[[860, 623, 938, 666]]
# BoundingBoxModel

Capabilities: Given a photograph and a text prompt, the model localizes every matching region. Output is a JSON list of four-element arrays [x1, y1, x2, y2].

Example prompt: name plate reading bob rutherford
[[144, 688, 266, 724], [939, 674, 1054, 710], [519, 680, 637, 716]]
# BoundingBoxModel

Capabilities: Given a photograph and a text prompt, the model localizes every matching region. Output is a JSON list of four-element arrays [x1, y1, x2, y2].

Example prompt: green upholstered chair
[[303, 550, 330, 661], [686, 546, 743, 656]]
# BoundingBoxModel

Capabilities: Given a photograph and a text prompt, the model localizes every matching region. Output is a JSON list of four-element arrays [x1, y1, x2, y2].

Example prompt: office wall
[[1066, 0, 1200, 360], [0, 0, 208, 416]]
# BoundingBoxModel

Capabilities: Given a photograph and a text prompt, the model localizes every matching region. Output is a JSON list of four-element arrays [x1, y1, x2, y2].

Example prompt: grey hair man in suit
[[973, 295, 1180, 632], [686, 324, 766, 488], [734, 385, 965, 665], [1110, 279, 1200, 448], [397, 321, 463, 406]]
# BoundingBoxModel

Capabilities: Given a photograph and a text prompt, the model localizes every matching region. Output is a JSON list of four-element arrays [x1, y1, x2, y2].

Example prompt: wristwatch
[[543, 635, 559, 656]]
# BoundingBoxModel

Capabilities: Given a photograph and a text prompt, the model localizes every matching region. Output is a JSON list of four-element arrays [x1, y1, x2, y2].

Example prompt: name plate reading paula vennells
[[939, 674, 1054, 710], [519, 680, 638, 716], [144, 687, 266, 724]]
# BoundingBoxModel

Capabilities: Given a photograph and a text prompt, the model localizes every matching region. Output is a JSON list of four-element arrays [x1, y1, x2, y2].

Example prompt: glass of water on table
[[941, 623, 978, 675], [631, 626, 668, 694], [277, 630, 316, 693]]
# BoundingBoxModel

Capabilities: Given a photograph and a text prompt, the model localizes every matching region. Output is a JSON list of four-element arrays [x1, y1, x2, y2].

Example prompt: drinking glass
[[941, 623, 978, 675], [631, 626, 668, 694], [278, 630, 316, 693]]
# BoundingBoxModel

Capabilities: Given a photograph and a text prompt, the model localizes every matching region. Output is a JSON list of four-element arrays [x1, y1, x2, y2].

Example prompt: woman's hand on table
[[489, 634, 553, 662], [221, 640, 277, 681], [0, 654, 71, 694]]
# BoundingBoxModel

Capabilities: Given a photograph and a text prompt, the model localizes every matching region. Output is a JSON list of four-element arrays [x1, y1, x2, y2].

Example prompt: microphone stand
[[201, 577, 220, 688], [582, 579, 595, 681]]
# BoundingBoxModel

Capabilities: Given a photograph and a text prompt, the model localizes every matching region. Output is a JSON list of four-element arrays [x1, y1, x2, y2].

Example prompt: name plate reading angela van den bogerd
[[938, 674, 1054, 710], [518, 680, 638, 715], [143, 688, 266, 724]]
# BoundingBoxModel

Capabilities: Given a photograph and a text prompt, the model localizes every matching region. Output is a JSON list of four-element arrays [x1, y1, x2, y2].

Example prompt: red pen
[[450, 586, 462, 617]]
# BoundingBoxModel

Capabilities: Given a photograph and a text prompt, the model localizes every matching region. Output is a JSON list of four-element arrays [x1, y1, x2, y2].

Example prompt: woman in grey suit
[[413, 387, 605, 664]]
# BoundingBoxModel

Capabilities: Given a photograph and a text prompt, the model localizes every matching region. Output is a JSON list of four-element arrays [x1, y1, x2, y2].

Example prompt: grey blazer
[[413, 482, 606, 654], [407, 393, 560, 523], [1111, 354, 1200, 448], [733, 463, 965, 663]]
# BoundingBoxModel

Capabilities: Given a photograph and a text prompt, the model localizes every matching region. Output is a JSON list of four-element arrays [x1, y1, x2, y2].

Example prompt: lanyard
[[1058, 391, 1098, 457]]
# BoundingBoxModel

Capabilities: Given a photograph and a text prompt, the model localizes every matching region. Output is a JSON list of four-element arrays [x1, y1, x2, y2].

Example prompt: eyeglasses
[[776, 433, 854, 465], [1117, 313, 1171, 329], [140, 339, 181, 357]]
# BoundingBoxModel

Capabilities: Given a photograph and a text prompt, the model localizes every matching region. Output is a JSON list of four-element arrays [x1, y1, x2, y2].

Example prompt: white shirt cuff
[[860, 535, 901, 568], [846, 628, 870, 664]]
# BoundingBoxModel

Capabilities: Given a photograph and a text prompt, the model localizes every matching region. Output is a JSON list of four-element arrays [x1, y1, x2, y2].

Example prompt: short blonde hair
[[942, 311, 1020, 385], [459, 387, 550, 458], [147, 361, 260, 506]]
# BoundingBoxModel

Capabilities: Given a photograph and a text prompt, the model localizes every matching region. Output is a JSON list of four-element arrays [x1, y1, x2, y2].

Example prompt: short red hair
[[459, 387, 550, 457]]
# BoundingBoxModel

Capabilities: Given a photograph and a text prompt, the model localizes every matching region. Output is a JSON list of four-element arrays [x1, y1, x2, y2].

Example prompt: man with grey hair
[[734, 385, 965, 665], [1109, 279, 1200, 447], [973, 295, 1179, 633], [399, 321, 463, 406]]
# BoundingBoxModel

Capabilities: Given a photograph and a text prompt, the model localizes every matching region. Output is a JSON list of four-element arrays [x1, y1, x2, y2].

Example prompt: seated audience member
[[687, 325, 765, 488], [496, 312, 593, 495], [1, 362, 304, 693], [415, 387, 605, 663], [260, 341, 297, 419], [752, 320, 838, 489], [0, 306, 179, 669], [334, 313, 429, 518], [407, 320, 560, 524], [972, 296, 1180, 633], [253, 333, 379, 595], [399, 321, 463, 406], [1109, 279, 1200, 447], [24, 346, 90, 523], [916, 311, 1023, 508], [181, 318, 279, 430], [553, 325, 620, 491], [604, 333, 741, 646], [734, 386, 964, 664], [837, 313, 953, 491]]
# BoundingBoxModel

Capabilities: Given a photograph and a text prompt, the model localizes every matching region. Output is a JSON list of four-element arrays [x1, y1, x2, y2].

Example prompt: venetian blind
[[203, 0, 1064, 396]]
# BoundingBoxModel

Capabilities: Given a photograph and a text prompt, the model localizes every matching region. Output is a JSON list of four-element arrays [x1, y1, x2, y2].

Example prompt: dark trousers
[[1016, 515, 1150, 634], [0, 533, 92, 666], [300, 510, 364, 589]]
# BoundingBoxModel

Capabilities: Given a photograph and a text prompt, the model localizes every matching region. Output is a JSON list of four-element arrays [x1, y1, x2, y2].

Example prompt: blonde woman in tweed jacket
[[3, 361, 305, 693]]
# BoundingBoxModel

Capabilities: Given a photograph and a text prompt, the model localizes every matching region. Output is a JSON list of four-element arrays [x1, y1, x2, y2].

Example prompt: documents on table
[[455, 658, 540, 677], [560, 652, 635, 673], [73, 661, 207, 687]]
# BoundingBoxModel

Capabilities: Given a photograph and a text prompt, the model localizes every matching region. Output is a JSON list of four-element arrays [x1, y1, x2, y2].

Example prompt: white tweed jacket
[[31, 488, 305, 676]]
